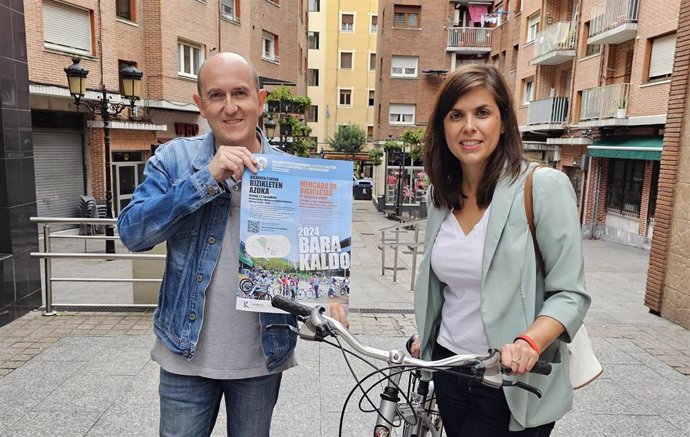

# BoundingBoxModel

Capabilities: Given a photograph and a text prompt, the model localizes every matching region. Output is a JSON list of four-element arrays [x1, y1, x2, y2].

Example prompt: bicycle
[[269, 296, 551, 437]]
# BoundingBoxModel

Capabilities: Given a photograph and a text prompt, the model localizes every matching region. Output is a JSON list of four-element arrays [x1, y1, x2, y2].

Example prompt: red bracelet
[[514, 334, 540, 355]]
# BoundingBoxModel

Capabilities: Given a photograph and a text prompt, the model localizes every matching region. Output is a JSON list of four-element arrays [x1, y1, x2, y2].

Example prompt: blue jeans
[[432, 344, 555, 437], [159, 368, 282, 437]]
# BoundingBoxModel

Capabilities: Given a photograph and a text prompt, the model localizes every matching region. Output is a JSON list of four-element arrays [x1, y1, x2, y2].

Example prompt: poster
[[237, 154, 353, 314]]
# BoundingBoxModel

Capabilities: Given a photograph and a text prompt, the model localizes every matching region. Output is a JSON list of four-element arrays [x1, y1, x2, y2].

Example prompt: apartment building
[[306, 0, 378, 164], [24, 0, 307, 219], [492, 0, 678, 249], [373, 0, 493, 203]]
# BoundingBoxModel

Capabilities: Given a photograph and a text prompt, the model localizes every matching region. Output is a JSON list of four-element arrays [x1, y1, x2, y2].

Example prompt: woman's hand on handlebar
[[406, 334, 421, 358], [500, 341, 539, 375]]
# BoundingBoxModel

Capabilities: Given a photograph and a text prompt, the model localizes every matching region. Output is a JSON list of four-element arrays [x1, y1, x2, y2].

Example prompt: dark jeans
[[432, 344, 555, 437]]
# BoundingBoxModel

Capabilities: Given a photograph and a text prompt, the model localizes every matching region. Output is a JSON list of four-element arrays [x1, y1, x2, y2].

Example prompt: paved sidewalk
[[0, 200, 689, 436]]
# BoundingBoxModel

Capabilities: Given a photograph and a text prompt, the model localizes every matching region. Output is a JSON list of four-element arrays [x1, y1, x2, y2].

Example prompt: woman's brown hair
[[423, 64, 525, 210]]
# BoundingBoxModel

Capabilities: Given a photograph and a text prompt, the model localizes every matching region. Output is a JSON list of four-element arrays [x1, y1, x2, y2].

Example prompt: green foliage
[[265, 86, 314, 156], [400, 127, 425, 147], [368, 148, 383, 166], [327, 124, 367, 157], [382, 139, 402, 151], [266, 86, 311, 114], [401, 127, 425, 163]]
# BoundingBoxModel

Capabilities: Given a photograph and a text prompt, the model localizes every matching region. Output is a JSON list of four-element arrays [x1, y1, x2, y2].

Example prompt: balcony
[[446, 27, 492, 53], [587, 0, 639, 45], [580, 83, 630, 127], [527, 97, 569, 129], [531, 22, 576, 66]]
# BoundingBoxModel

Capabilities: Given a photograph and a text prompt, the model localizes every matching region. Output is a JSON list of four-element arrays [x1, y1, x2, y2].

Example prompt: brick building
[[491, 0, 679, 249], [372, 0, 494, 202], [24, 0, 307, 219], [645, 0, 690, 329]]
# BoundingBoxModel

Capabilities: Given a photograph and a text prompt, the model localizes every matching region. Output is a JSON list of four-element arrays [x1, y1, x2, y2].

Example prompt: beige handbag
[[524, 166, 603, 389]]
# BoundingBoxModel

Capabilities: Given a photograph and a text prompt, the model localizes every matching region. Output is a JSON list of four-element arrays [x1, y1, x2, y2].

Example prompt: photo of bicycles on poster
[[236, 154, 353, 316]]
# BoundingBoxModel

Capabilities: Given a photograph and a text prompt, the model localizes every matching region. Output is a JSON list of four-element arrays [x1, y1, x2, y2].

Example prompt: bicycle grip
[[271, 296, 313, 318], [530, 360, 552, 375]]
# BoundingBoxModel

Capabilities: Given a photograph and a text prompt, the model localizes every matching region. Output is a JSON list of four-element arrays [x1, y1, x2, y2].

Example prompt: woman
[[413, 64, 590, 435]]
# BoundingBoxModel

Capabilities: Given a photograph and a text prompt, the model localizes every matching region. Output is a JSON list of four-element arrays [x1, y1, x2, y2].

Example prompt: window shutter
[[43, 0, 92, 54], [649, 34, 676, 79]]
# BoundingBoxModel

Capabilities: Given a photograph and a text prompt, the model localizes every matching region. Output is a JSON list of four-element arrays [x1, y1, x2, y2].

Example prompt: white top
[[431, 205, 491, 355]]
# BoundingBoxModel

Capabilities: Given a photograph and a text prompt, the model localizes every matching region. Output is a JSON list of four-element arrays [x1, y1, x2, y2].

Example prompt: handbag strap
[[524, 165, 545, 273]]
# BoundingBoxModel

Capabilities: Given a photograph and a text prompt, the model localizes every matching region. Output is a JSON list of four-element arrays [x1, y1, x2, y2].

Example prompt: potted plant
[[616, 93, 628, 118]]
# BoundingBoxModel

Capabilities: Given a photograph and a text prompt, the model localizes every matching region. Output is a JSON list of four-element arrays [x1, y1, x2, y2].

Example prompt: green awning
[[587, 137, 662, 161], [239, 253, 254, 268]]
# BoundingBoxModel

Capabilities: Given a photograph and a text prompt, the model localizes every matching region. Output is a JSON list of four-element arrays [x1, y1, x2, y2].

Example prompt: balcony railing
[[588, 0, 639, 44], [580, 83, 630, 121], [528, 97, 569, 125], [447, 27, 492, 51], [532, 22, 576, 65]]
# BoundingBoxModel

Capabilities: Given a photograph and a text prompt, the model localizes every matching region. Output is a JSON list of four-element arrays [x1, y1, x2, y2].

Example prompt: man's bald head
[[196, 52, 260, 95]]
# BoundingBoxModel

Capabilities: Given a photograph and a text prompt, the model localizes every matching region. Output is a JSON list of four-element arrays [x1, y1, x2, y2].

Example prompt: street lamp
[[64, 57, 143, 254], [264, 103, 293, 152]]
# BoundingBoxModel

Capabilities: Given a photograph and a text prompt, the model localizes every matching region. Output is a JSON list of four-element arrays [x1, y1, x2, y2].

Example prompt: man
[[117, 52, 297, 437]]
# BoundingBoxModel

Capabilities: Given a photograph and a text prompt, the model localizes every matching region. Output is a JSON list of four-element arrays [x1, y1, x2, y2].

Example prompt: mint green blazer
[[414, 163, 591, 431]]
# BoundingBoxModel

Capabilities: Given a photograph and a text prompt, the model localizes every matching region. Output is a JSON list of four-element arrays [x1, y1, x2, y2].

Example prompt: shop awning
[[587, 137, 662, 161]]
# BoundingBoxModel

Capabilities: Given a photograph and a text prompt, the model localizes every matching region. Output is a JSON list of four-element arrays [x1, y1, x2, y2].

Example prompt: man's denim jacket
[[117, 130, 297, 372]]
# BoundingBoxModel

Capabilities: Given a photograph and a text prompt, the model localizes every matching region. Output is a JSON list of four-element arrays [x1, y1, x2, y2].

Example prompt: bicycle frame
[[269, 296, 549, 437]]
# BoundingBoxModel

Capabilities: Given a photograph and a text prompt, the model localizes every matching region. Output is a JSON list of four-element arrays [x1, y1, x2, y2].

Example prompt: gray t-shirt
[[151, 191, 294, 379]]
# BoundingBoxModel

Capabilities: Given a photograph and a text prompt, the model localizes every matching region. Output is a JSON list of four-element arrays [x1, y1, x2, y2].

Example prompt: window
[[510, 45, 518, 71], [308, 31, 319, 49], [371, 15, 378, 33], [369, 53, 376, 71], [393, 5, 420, 28], [262, 31, 278, 62], [307, 105, 318, 122], [583, 21, 600, 56], [339, 89, 352, 106], [389, 104, 415, 124], [340, 52, 353, 69], [178, 41, 204, 77], [308, 0, 320, 12], [367, 125, 374, 141], [391, 56, 418, 77], [523, 78, 534, 104], [116, 0, 134, 21], [368, 90, 375, 106], [606, 159, 645, 218], [43, 0, 92, 55], [308, 68, 319, 86], [648, 33, 676, 81], [220, 0, 239, 22], [341, 13, 354, 32], [527, 13, 540, 43]]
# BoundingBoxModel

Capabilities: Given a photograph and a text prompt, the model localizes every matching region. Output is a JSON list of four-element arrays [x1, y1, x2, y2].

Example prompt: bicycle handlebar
[[271, 296, 551, 382]]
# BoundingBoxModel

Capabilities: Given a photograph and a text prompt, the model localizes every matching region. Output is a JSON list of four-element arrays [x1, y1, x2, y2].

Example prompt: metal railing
[[589, 0, 640, 37], [532, 22, 576, 59], [379, 218, 426, 292], [580, 83, 630, 121], [30, 217, 164, 316], [528, 97, 569, 125], [447, 27, 492, 49]]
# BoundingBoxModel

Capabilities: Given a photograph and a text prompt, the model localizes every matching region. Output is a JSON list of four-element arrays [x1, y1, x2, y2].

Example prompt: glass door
[[113, 162, 145, 216]]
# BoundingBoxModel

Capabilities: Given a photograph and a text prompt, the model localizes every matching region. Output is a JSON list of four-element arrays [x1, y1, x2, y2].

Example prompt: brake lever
[[265, 323, 300, 335], [502, 380, 543, 398]]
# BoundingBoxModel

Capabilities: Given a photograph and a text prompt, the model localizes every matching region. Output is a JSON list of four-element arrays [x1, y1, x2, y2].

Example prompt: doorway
[[112, 152, 145, 216]]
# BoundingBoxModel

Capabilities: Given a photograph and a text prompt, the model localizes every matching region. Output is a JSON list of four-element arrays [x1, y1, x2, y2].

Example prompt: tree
[[401, 127, 425, 163], [327, 124, 367, 158]]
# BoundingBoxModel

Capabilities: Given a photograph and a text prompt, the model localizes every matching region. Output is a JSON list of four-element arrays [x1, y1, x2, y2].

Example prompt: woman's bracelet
[[514, 334, 540, 355]]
